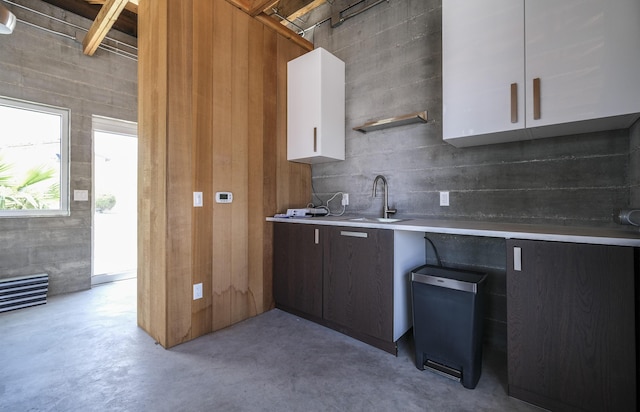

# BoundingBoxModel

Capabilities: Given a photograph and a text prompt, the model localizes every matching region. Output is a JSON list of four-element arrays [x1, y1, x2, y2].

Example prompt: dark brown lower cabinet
[[506, 239, 636, 412], [273, 223, 395, 353], [273, 223, 323, 320], [323, 226, 394, 349]]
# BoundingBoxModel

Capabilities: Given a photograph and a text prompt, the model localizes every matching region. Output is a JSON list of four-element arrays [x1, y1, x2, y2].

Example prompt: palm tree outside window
[[0, 96, 69, 217]]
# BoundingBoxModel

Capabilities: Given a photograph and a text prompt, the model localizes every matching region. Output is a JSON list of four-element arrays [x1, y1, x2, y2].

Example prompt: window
[[0, 96, 70, 217]]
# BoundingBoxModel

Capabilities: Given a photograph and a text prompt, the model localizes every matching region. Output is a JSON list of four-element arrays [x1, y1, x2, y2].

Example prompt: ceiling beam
[[279, 0, 325, 26], [255, 12, 313, 51], [226, 0, 276, 16], [39, 0, 138, 37], [85, 0, 138, 13], [82, 0, 129, 55]]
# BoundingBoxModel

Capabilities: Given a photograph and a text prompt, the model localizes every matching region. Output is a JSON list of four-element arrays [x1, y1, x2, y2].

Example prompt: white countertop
[[266, 215, 640, 247]]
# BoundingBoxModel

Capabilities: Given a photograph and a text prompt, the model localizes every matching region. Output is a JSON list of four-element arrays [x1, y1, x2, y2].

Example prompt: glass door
[[92, 116, 138, 285]]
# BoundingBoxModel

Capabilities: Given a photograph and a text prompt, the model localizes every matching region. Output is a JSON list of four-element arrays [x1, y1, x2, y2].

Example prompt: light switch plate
[[74, 190, 89, 201], [193, 283, 203, 300], [440, 191, 449, 206], [193, 192, 203, 207]]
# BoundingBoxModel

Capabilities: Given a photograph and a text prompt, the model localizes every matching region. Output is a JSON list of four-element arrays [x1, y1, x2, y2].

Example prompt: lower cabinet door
[[273, 223, 323, 319], [323, 226, 394, 342], [506, 239, 636, 411]]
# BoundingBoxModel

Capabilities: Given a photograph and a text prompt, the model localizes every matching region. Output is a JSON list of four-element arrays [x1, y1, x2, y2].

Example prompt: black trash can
[[411, 264, 486, 389]]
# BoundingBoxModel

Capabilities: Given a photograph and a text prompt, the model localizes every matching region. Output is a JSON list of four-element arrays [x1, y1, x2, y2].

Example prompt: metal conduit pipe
[[280, 0, 390, 39], [271, 8, 306, 37], [4, 0, 137, 61], [330, 0, 389, 28]]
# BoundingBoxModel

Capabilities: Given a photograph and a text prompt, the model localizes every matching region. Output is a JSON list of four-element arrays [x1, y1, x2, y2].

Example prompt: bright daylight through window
[[0, 96, 69, 217]]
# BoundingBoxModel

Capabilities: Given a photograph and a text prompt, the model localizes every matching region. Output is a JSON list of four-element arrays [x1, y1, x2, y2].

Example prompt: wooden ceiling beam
[[85, 0, 138, 13], [39, 0, 138, 37], [82, 0, 129, 55], [255, 12, 313, 51], [226, 0, 276, 16], [279, 0, 325, 26]]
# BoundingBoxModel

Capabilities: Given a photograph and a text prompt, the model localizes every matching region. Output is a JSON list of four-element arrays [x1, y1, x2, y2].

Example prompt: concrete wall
[[306, 0, 634, 350], [630, 120, 640, 205], [0, 0, 137, 295]]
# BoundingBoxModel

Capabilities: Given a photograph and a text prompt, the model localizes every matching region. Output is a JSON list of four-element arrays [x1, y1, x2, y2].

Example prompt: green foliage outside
[[96, 193, 116, 213], [0, 156, 60, 210]]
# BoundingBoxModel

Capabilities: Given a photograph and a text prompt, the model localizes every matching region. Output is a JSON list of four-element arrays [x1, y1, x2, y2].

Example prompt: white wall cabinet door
[[442, 0, 526, 146], [525, 0, 640, 138], [287, 48, 345, 164], [443, 0, 640, 147]]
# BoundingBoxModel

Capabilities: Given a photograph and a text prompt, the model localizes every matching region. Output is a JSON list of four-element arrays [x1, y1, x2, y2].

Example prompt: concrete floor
[[0, 279, 541, 412]]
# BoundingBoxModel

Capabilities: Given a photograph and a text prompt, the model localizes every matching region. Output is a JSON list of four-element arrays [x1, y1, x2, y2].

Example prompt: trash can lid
[[411, 264, 486, 293]]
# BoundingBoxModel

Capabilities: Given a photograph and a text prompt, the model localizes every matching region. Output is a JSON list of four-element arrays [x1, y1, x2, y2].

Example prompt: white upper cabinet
[[443, 0, 640, 147], [443, 1, 526, 144], [525, 0, 640, 137], [287, 48, 345, 163]]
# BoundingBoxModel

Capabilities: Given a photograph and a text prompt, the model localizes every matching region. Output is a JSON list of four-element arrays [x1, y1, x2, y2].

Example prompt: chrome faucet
[[372, 175, 397, 219]]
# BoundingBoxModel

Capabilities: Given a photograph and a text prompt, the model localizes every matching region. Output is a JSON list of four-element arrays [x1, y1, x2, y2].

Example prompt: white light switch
[[74, 190, 89, 201], [439, 191, 449, 206], [193, 192, 203, 207], [193, 283, 203, 300]]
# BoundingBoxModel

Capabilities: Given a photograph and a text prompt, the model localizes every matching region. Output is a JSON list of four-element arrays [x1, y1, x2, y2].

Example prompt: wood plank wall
[[137, 0, 168, 345], [138, 0, 312, 348]]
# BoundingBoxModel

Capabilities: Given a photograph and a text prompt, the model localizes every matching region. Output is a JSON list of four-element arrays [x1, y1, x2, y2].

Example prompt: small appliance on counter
[[274, 208, 329, 218]]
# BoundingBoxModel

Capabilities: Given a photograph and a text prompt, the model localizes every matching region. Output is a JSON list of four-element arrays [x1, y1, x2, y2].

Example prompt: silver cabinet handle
[[340, 231, 368, 238], [314, 228, 319, 244], [513, 246, 522, 271]]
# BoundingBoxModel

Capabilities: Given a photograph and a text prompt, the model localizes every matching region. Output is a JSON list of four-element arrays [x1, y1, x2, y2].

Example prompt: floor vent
[[0, 274, 49, 313]]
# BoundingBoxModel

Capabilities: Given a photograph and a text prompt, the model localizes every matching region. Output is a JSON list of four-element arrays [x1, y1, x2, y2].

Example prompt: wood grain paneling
[[210, 0, 234, 332], [261, 27, 278, 311], [191, 0, 214, 338], [137, 0, 168, 345], [138, 0, 311, 347], [248, 17, 266, 315], [165, 0, 194, 348], [229, 6, 251, 325]]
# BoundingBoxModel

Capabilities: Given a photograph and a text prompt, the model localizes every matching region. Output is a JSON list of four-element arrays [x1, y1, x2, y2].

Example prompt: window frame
[[0, 96, 70, 218]]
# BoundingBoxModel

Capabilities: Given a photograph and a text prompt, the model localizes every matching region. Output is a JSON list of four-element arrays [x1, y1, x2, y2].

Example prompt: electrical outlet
[[193, 283, 203, 300], [342, 193, 349, 206], [440, 191, 450, 207], [193, 192, 203, 207]]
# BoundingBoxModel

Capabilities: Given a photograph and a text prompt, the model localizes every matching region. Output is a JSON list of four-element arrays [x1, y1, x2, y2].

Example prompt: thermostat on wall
[[215, 192, 233, 203]]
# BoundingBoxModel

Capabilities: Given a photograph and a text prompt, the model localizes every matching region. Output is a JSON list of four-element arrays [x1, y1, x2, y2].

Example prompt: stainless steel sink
[[348, 217, 407, 223], [376, 218, 405, 223]]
